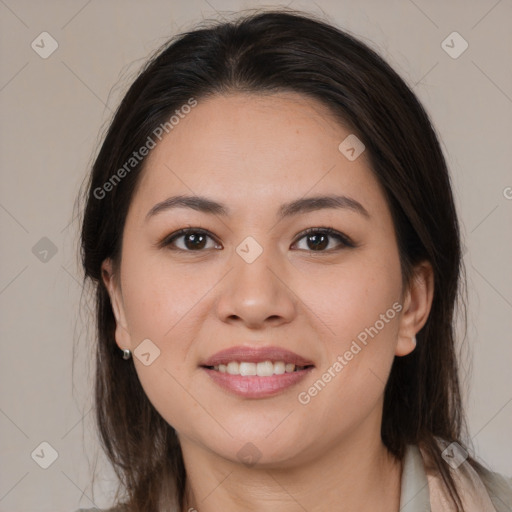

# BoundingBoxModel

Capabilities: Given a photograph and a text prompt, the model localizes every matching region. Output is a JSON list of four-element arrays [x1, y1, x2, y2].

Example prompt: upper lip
[[201, 346, 315, 367]]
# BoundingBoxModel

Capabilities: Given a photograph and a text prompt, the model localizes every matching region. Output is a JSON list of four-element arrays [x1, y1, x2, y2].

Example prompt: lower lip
[[201, 367, 314, 398]]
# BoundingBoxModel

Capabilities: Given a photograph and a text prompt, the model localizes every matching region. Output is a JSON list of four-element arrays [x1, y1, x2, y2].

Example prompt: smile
[[201, 362, 314, 398], [206, 360, 311, 376], [200, 345, 315, 398]]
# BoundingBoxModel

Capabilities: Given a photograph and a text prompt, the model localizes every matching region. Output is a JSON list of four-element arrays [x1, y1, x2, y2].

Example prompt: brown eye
[[293, 228, 354, 252], [162, 229, 220, 251]]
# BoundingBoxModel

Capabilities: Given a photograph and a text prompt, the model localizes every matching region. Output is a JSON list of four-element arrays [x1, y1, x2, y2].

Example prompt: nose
[[215, 244, 297, 329]]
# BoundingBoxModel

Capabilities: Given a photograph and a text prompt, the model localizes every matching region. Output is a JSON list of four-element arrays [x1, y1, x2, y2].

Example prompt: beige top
[[76, 443, 512, 512], [401, 443, 512, 511]]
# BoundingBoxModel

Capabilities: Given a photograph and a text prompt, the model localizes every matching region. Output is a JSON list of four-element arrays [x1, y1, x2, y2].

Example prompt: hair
[[78, 8, 491, 511]]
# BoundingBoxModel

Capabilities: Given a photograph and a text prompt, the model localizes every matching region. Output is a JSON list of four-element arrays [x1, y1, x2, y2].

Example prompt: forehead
[[127, 92, 386, 224]]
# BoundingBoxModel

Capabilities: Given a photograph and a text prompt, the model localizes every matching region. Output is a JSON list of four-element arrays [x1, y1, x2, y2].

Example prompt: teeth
[[211, 360, 308, 376], [239, 362, 257, 376], [227, 362, 239, 375], [257, 361, 274, 376], [274, 361, 285, 375]]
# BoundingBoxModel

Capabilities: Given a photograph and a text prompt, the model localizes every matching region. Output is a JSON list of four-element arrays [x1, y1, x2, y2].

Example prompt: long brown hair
[[78, 9, 487, 511]]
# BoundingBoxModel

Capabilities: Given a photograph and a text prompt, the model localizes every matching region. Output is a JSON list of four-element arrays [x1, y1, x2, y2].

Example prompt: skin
[[102, 92, 434, 512]]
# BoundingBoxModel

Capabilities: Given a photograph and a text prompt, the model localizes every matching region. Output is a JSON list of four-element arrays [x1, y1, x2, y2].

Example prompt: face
[[102, 92, 429, 468]]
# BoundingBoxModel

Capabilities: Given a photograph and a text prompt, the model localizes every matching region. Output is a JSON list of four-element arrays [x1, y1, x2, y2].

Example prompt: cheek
[[301, 248, 402, 346], [117, 250, 212, 421], [302, 246, 403, 398], [296, 292, 402, 437], [119, 247, 204, 344], [133, 360, 199, 439]]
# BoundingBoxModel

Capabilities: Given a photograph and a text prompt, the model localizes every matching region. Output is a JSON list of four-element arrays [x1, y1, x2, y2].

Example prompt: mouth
[[199, 346, 315, 398], [202, 360, 314, 376]]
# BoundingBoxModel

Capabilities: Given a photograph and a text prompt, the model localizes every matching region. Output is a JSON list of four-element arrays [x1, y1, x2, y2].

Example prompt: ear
[[101, 258, 132, 351], [395, 261, 434, 357]]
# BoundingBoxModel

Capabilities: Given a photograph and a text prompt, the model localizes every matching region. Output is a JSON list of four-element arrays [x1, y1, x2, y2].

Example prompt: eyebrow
[[145, 194, 370, 222]]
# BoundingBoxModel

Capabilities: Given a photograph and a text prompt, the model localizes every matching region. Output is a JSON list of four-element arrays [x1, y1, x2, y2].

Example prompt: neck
[[179, 429, 402, 512]]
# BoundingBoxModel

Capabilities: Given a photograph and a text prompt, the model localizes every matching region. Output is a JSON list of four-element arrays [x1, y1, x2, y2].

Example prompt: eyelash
[[159, 226, 356, 253]]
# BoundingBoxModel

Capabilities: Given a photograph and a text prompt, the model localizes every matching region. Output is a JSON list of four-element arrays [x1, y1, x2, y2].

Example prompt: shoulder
[[73, 507, 126, 512], [419, 439, 512, 511], [73, 509, 109, 512], [477, 467, 512, 512]]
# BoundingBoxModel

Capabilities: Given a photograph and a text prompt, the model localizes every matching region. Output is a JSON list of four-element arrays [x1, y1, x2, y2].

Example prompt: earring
[[412, 335, 417, 347], [122, 348, 132, 360]]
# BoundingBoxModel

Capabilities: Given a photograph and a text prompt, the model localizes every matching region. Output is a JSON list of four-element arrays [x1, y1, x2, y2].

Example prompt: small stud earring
[[122, 348, 132, 360]]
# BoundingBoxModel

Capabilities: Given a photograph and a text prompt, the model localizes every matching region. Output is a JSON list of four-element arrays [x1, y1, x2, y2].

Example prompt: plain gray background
[[1, 1, 511, 511]]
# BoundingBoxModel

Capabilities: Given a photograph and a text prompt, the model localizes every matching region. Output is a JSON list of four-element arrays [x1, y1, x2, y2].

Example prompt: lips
[[200, 346, 315, 398], [202, 367, 314, 398], [200, 345, 315, 368]]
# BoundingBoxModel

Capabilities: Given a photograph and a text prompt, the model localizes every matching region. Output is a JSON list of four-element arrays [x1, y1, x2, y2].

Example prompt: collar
[[399, 444, 431, 511], [399, 443, 500, 512]]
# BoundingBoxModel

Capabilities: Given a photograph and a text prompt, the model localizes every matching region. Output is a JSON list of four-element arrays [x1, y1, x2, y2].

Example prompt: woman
[[76, 9, 512, 512]]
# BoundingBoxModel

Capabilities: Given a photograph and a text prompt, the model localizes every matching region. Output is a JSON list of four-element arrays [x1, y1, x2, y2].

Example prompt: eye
[[292, 227, 355, 252], [159, 226, 355, 253], [160, 228, 221, 251]]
